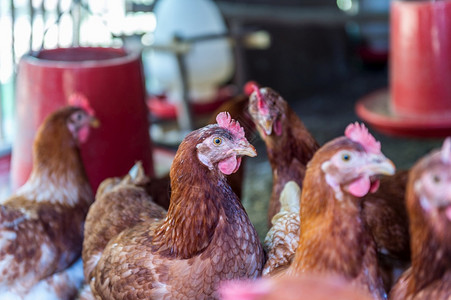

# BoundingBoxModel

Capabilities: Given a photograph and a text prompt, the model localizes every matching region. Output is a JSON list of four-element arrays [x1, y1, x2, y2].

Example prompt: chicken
[[81, 161, 166, 288], [263, 181, 300, 276], [279, 122, 395, 300], [389, 138, 451, 300], [86, 112, 264, 299], [0, 102, 98, 299], [219, 275, 373, 300], [247, 84, 319, 226], [249, 84, 410, 289]]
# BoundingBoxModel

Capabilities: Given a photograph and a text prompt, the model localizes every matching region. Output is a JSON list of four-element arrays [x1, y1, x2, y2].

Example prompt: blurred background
[[0, 0, 445, 238]]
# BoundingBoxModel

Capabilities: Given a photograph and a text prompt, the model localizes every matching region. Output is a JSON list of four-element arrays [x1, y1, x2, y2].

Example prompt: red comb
[[216, 112, 245, 140], [68, 93, 95, 116], [244, 81, 259, 96], [345, 122, 381, 154], [245, 81, 268, 115]]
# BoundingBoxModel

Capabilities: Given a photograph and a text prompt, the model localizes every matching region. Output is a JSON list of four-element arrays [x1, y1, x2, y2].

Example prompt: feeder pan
[[356, 89, 451, 138]]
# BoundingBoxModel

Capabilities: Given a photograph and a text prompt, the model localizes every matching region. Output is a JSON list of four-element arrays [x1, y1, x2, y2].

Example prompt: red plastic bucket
[[12, 47, 154, 191], [390, 0, 451, 117]]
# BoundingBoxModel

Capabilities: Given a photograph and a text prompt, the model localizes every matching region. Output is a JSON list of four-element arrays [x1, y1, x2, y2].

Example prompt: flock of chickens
[[0, 82, 450, 300]]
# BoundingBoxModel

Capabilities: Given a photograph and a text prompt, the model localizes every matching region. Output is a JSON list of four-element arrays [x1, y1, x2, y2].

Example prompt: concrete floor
[[241, 65, 444, 241]]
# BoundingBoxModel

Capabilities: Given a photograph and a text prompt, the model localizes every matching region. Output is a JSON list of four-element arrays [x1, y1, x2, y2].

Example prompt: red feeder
[[11, 47, 154, 192], [356, 0, 451, 137]]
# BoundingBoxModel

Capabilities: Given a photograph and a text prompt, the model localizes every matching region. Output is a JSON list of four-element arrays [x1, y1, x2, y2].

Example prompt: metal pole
[[28, 0, 34, 50], [173, 35, 194, 133], [72, 0, 81, 46]]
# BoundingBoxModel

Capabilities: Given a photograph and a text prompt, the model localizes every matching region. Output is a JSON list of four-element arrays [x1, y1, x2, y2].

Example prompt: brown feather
[[89, 123, 264, 299], [287, 138, 386, 300], [0, 106, 94, 297], [390, 150, 451, 299]]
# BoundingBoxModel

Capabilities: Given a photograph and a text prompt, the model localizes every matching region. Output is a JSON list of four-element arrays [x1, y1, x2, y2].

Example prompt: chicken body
[[247, 86, 318, 226], [88, 112, 265, 299], [284, 123, 395, 300], [82, 162, 166, 284], [0, 106, 97, 299], [390, 138, 451, 300], [249, 86, 410, 290]]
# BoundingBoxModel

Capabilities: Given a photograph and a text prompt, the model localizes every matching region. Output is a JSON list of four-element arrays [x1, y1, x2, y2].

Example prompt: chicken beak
[[365, 154, 396, 176], [90, 116, 100, 128], [258, 117, 274, 136], [232, 139, 257, 157]]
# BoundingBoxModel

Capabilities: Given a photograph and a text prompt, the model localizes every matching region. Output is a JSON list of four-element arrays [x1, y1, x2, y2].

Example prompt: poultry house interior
[[0, 0, 449, 298]]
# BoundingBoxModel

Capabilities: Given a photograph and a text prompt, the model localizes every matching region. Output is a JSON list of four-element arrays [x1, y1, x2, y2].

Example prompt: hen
[[280, 123, 395, 299], [81, 161, 166, 290], [247, 84, 318, 226], [389, 138, 451, 300], [0, 103, 98, 299], [249, 85, 410, 288], [87, 112, 264, 299]]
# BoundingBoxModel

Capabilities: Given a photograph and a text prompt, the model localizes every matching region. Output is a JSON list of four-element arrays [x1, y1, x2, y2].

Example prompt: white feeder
[[147, 0, 234, 104]]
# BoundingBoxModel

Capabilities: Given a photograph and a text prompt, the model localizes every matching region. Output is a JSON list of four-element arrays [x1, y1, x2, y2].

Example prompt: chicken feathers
[[390, 138, 451, 300], [247, 85, 319, 226], [87, 112, 265, 299], [285, 123, 395, 300], [263, 181, 301, 276], [0, 105, 97, 299]]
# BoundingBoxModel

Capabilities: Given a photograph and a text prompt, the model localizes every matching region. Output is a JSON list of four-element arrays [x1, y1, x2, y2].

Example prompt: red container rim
[[21, 47, 141, 69]]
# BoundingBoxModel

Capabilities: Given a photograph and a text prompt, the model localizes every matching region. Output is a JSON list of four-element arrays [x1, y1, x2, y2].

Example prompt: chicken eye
[[432, 174, 441, 184], [74, 112, 83, 121], [213, 137, 222, 146], [341, 153, 351, 162]]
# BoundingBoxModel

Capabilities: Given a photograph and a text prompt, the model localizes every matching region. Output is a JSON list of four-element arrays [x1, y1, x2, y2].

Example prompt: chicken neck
[[291, 168, 375, 279], [32, 112, 88, 179], [152, 144, 246, 260], [16, 115, 91, 206], [265, 108, 318, 171]]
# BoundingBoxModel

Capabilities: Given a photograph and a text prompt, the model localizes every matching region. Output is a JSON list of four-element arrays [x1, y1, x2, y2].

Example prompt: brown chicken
[[280, 123, 395, 300], [0, 103, 98, 299], [389, 138, 451, 300], [81, 162, 166, 287], [85, 112, 264, 299], [220, 275, 373, 300], [249, 85, 410, 289], [247, 84, 319, 226]]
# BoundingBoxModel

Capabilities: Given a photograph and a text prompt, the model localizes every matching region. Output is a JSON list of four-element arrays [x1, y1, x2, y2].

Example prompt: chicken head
[[197, 112, 257, 175], [411, 137, 451, 239], [247, 83, 286, 137], [320, 123, 395, 201], [66, 108, 99, 144]]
